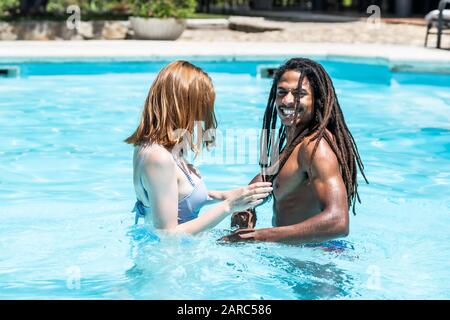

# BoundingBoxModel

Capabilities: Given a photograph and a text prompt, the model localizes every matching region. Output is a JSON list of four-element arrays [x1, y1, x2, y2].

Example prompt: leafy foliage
[[129, 0, 197, 18]]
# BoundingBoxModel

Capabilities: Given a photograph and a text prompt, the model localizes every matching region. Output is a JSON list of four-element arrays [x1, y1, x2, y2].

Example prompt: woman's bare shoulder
[[136, 144, 175, 170]]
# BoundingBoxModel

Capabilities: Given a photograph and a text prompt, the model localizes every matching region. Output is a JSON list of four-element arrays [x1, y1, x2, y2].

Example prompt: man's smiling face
[[275, 70, 314, 127]]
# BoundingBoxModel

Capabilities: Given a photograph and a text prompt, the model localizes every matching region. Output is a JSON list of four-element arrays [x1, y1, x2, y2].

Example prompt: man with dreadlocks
[[222, 58, 367, 244]]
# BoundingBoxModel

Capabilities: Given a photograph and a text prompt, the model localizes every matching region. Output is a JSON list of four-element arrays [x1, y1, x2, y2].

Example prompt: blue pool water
[[0, 59, 449, 299]]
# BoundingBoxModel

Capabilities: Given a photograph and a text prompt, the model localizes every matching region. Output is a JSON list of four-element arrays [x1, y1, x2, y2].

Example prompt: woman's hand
[[224, 182, 272, 213]]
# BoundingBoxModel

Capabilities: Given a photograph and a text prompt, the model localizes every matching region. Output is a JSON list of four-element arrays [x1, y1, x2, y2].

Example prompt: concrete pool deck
[[1, 40, 450, 73]]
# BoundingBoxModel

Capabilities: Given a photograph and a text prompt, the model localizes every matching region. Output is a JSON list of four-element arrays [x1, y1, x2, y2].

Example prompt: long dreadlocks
[[260, 58, 368, 214]]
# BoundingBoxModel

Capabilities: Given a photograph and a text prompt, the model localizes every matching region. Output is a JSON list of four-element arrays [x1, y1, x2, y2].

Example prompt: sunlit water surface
[[0, 60, 449, 299]]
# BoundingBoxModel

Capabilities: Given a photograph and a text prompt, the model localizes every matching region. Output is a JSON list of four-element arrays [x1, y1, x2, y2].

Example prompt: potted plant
[[129, 0, 196, 40]]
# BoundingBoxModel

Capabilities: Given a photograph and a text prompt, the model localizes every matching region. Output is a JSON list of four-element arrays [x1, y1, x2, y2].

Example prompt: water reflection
[[275, 258, 355, 299], [123, 225, 357, 299]]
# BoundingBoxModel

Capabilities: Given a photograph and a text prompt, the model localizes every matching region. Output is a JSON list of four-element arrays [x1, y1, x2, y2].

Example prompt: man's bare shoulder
[[298, 130, 338, 169]]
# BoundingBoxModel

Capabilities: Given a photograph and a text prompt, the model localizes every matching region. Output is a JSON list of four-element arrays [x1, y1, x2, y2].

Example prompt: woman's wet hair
[[261, 58, 368, 214], [125, 60, 217, 154]]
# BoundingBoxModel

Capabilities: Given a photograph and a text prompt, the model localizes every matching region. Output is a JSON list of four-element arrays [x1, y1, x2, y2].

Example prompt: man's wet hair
[[260, 57, 368, 214]]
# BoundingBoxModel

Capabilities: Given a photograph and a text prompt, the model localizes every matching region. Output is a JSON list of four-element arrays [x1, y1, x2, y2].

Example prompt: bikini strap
[[140, 144, 196, 187], [132, 199, 146, 225], [173, 157, 195, 186]]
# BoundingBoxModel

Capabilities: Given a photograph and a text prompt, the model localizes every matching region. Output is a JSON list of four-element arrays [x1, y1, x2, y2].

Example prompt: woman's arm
[[188, 164, 227, 202], [208, 173, 263, 201], [207, 190, 227, 201], [141, 148, 179, 229], [178, 183, 271, 234], [142, 149, 272, 235]]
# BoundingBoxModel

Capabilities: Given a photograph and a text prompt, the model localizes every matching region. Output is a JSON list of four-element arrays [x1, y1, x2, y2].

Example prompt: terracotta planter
[[129, 17, 186, 40]]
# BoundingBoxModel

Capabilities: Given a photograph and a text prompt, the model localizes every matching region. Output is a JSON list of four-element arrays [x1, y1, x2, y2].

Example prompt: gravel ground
[[180, 20, 449, 48]]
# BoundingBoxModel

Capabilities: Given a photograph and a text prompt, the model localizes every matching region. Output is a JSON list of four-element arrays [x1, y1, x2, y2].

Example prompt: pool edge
[[1, 41, 450, 74]]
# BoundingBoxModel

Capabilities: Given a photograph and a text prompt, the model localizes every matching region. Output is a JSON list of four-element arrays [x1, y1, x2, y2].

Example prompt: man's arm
[[226, 138, 349, 243]]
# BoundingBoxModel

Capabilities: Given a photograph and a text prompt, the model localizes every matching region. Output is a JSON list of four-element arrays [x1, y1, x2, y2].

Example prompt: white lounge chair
[[425, 0, 450, 49]]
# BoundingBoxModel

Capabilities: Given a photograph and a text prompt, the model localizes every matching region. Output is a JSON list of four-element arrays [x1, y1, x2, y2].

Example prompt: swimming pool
[[0, 59, 449, 299]]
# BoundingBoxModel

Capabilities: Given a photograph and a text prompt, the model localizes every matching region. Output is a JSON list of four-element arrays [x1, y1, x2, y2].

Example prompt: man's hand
[[218, 228, 259, 242]]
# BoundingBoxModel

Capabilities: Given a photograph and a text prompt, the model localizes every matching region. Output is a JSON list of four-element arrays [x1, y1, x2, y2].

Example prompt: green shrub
[[0, 0, 197, 18], [129, 0, 197, 19], [0, 0, 19, 16], [46, 0, 119, 15]]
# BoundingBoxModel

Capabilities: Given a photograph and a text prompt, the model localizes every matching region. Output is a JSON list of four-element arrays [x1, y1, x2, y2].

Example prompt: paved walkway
[[180, 19, 447, 48]]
